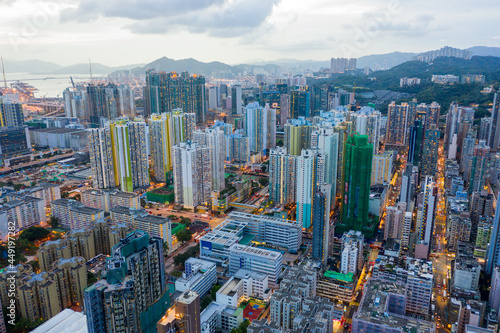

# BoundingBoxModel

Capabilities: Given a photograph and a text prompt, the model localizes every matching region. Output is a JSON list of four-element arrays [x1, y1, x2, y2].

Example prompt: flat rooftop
[[30, 309, 87, 333]]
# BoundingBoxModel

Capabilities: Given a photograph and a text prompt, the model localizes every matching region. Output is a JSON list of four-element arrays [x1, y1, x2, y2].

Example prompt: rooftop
[[30, 309, 87, 333]]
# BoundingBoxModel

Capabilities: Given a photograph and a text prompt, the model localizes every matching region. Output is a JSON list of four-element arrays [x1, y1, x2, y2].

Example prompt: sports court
[[242, 299, 267, 321]]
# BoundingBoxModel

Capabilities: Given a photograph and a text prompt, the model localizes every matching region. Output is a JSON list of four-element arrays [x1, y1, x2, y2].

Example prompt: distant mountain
[[52, 63, 145, 75], [129, 56, 232, 76], [110, 56, 281, 77], [357, 52, 417, 69], [2, 59, 62, 73], [467, 46, 500, 58]]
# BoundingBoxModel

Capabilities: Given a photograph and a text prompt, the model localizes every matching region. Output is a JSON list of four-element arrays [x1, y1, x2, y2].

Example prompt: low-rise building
[[0, 194, 45, 237], [317, 271, 355, 304], [352, 279, 435, 333], [175, 258, 217, 298], [228, 244, 283, 288], [51, 198, 104, 230], [82, 188, 140, 212]]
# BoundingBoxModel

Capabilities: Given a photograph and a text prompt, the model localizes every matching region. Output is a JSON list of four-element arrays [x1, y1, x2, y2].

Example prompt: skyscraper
[[84, 231, 168, 333], [420, 124, 440, 178], [341, 135, 374, 235], [63, 88, 88, 120], [0, 99, 24, 128], [488, 92, 500, 152], [312, 184, 331, 264], [112, 121, 149, 192], [149, 113, 174, 182], [231, 84, 243, 115], [487, 195, 500, 274], [89, 127, 117, 189], [244, 102, 276, 155], [385, 102, 413, 149], [355, 107, 382, 154], [172, 142, 211, 209], [311, 127, 339, 206], [296, 149, 326, 229], [283, 117, 314, 156], [418, 176, 438, 245], [290, 90, 310, 118], [193, 128, 226, 192], [408, 119, 423, 166], [225, 130, 250, 165], [468, 140, 490, 195], [269, 147, 297, 205], [86, 83, 121, 125], [144, 70, 206, 124]]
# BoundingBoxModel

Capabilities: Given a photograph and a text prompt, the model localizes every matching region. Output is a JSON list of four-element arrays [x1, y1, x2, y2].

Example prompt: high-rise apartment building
[[488, 92, 500, 152], [385, 203, 406, 240], [418, 176, 438, 245], [63, 88, 88, 120], [355, 107, 382, 154], [468, 141, 490, 195], [231, 85, 243, 115], [268, 147, 297, 205], [0, 126, 33, 167], [371, 150, 395, 185], [113, 121, 149, 191], [89, 121, 149, 192], [244, 102, 276, 155], [283, 117, 314, 156], [341, 135, 373, 235], [312, 184, 331, 264], [89, 127, 116, 189], [386, 102, 414, 149], [486, 195, 500, 274], [420, 124, 440, 178], [331, 57, 357, 73], [84, 231, 168, 333], [172, 141, 211, 208], [193, 128, 226, 192], [225, 130, 250, 165], [144, 70, 206, 124], [311, 127, 339, 206], [341, 230, 364, 275], [296, 149, 326, 229], [290, 90, 310, 118], [0, 99, 23, 128]]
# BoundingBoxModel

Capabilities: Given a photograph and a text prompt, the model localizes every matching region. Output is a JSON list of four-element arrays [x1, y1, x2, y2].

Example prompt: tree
[[200, 295, 213, 311], [28, 260, 40, 273], [230, 320, 250, 333], [61, 192, 69, 199], [176, 229, 192, 243], [73, 193, 81, 201], [18, 226, 50, 242], [48, 216, 60, 229], [87, 271, 98, 285], [258, 178, 269, 186], [210, 284, 222, 299]]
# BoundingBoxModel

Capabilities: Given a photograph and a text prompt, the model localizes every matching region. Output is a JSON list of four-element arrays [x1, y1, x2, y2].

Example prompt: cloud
[[61, 0, 280, 38]]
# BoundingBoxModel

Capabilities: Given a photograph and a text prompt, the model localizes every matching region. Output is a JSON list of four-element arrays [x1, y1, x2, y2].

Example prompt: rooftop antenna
[[89, 57, 93, 83], [1, 56, 7, 89]]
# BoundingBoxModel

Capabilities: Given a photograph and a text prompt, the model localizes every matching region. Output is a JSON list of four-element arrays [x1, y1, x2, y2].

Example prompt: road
[[335, 246, 379, 333], [432, 142, 451, 332]]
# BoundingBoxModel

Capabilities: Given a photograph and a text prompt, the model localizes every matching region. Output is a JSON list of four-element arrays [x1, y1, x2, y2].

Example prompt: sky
[[1, 0, 499, 66]]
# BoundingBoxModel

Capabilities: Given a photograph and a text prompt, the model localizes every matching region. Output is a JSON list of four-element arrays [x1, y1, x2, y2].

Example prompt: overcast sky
[[1, 0, 499, 66]]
